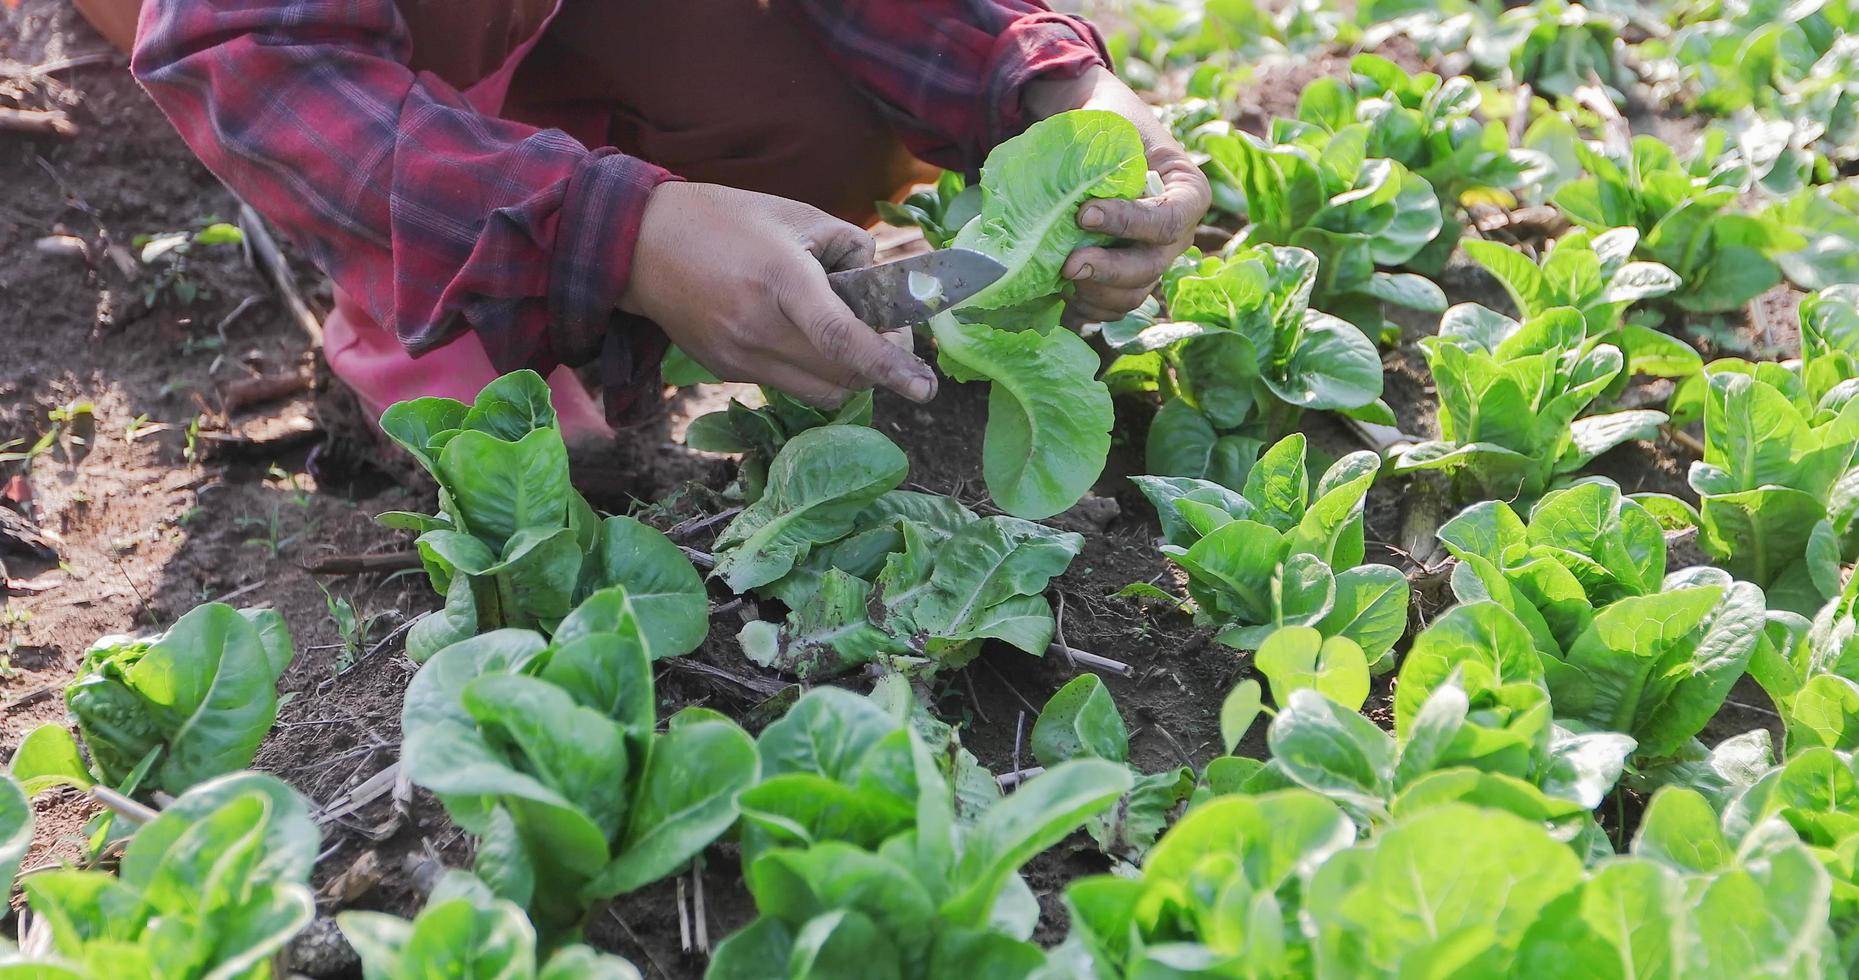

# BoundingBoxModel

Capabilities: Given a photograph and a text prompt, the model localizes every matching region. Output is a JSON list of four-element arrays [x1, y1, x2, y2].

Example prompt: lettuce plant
[[1460, 227, 1697, 382], [1640, 0, 1858, 163], [684, 388, 873, 503], [1720, 746, 1859, 946], [1, 773, 27, 902], [1684, 116, 1834, 199], [923, 109, 1142, 520], [1390, 304, 1667, 502], [1209, 601, 1631, 840], [1063, 781, 1837, 978], [1752, 573, 1859, 756], [1767, 181, 1859, 292], [400, 588, 758, 941], [10, 772, 318, 979], [1677, 297, 1859, 613], [723, 426, 1083, 676], [1478, 0, 1629, 100], [1105, 245, 1384, 487], [1030, 675, 1194, 863], [1297, 54, 1539, 271], [10, 603, 292, 799], [712, 685, 1131, 978], [340, 871, 641, 979], [379, 371, 707, 661], [1555, 136, 1807, 312], [1135, 432, 1410, 665], [874, 170, 977, 250], [1437, 480, 1682, 654], [1434, 481, 1767, 760], [1198, 121, 1447, 335]]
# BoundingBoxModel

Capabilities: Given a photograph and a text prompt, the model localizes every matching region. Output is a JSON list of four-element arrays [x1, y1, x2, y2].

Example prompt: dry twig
[[0, 108, 76, 137], [238, 203, 324, 346], [1047, 642, 1132, 676], [996, 766, 1046, 790], [304, 551, 422, 576], [91, 786, 158, 825]]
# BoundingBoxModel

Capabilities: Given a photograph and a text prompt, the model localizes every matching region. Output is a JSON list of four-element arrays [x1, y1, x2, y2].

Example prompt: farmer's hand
[[621, 182, 939, 407], [1025, 65, 1212, 323]]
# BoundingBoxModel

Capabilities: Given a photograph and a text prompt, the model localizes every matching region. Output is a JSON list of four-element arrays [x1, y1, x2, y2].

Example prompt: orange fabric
[[506, 0, 931, 227]]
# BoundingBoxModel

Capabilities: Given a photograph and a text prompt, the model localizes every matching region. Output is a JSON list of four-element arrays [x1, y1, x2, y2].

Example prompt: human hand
[[1024, 66, 1213, 323], [621, 182, 939, 407]]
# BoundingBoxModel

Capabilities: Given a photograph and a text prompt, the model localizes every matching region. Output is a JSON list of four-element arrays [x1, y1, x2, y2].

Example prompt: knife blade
[[826, 248, 1006, 330]]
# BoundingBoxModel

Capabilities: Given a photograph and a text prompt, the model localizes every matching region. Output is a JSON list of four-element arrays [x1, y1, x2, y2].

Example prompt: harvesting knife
[[827, 248, 1005, 330]]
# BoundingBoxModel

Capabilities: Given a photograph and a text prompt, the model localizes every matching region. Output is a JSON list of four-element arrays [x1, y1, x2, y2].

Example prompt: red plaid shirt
[[131, 0, 1107, 404]]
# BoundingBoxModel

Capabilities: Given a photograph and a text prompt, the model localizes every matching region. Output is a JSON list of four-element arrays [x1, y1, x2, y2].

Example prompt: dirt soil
[[0, 2, 1800, 977]]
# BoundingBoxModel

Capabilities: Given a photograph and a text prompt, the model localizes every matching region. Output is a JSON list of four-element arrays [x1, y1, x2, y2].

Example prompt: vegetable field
[[7, 0, 1859, 976]]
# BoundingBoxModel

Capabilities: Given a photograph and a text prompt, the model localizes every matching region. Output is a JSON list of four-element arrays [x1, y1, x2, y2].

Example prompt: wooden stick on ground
[[691, 859, 710, 953], [6, 50, 115, 78], [0, 108, 77, 138], [238, 203, 324, 346], [1664, 425, 1706, 458], [996, 766, 1046, 790], [92, 786, 159, 825], [304, 551, 423, 576], [1047, 643, 1132, 676], [675, 875, 692, 953]]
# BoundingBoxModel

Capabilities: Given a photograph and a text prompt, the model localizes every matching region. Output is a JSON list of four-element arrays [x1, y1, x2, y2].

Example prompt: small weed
[[318, 585, 380, 674], [0, 607, 32, 678], [133, 221, 244, 309], [237, 504, 304, 558], [0, 400, 96, 473], [183, 416, 201, 464]]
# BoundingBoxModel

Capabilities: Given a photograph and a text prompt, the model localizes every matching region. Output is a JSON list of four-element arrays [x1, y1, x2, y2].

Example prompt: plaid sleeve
[[786, 0, 1111, 172], [130, 0, 676, 385]]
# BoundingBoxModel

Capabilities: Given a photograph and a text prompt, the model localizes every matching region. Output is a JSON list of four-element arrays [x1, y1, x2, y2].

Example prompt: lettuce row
[[1060, 781, 1836, 978], [399, 588, 758, 942], [709, 683, 1131, 979], [1104, 244, 1385, 488], [1639, 0, 1859, 177], [378, 370, 707, 662], [10, 603, 292, 800], [923, 109, 1144, 520], [1135, 432, 1411, 666], [720, 426, 1082, 676], [1062, 594, 1840, 974], [1358, 0, 1633, 100], [1390, 303, 1666, 503]]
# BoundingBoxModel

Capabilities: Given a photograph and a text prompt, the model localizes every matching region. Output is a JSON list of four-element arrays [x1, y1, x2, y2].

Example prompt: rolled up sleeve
[[131, 0, 677, 392], [786, 0, 1110, 172]]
